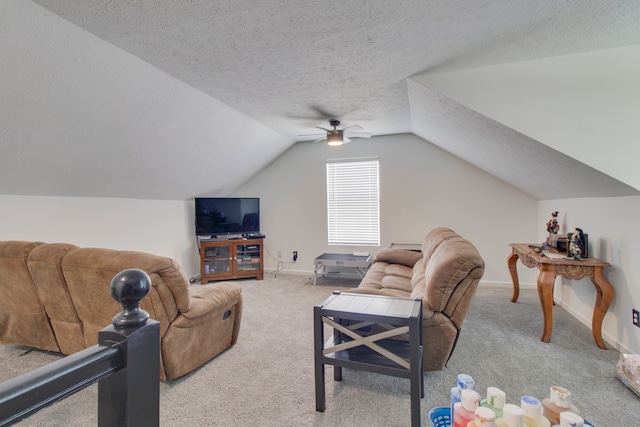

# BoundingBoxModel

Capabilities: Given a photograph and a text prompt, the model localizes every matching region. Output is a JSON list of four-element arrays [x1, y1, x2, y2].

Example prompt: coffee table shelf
[[323, 335, 416, 375]]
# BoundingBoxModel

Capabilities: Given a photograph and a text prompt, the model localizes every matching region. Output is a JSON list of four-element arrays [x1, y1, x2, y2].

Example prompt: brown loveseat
[[0, 241, 242, 380], [350, 227, 484, 370]]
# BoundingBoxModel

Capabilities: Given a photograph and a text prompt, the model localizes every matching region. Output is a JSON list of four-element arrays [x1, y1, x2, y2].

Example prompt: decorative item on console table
[[555, 236, 568, 253], [545, 211, 560, 247], [567, 228, 588, 259]]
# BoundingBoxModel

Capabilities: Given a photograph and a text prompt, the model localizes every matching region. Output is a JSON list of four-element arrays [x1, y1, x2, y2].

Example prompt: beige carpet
[[1, 273, 635, 426]]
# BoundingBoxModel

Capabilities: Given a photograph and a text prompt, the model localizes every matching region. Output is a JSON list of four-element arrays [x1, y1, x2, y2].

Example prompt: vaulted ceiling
[[2, 1, 639, 200]]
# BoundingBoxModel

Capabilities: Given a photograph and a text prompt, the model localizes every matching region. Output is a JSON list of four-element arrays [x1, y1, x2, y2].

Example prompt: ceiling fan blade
[[315, 126, 331, 132], [310, 105, 338, 120], [312, 137, 327, 143], [343, 136, 352, 144], [286, 105, 339, 121], [346, 131, 372, 138], [340, 124, 363, 132], [299, 133, 325, 137]]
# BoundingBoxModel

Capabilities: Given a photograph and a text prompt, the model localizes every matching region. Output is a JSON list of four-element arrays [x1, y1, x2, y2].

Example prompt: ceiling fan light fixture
[[327, 133, 343, 146]]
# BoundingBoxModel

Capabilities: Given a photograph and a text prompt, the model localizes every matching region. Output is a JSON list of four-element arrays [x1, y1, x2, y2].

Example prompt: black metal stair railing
[[0, 268, 160, 427]]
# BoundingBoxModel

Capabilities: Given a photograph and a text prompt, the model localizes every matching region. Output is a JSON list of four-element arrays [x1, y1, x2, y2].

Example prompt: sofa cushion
[[27, 243, 84, 354], [380, 274, 413, 294], [28, 243, 80, 322], [356, 261, 413, 294], [0, 241, 59, 351], [374, 248, 422, 267], [410, 259, 426, 295], [350, 286, 414, 298]]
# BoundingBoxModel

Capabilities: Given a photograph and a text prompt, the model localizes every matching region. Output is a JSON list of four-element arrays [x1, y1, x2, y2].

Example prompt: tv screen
[[195, 197, 260, 236]]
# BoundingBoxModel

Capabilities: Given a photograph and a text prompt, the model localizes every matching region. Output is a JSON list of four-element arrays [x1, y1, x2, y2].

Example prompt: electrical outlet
[[293, 251, 298, 262], [633, 309, 640, 327]]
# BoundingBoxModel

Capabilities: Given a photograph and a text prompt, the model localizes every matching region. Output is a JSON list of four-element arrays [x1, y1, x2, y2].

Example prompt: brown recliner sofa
[[0, 241, 243, 381], [351, 227, 484, 370]]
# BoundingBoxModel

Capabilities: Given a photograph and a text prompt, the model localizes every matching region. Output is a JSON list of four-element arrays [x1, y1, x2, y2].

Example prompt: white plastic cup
[[559, 411, 584, 427]]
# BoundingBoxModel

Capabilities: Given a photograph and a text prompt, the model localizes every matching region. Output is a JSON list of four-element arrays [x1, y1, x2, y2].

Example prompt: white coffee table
[[313, 253, 372, 285]]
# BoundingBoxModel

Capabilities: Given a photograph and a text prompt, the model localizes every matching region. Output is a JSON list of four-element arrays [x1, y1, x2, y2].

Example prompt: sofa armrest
[[374, 248, 422, 267], [162, 281, 243, 380], [181, 282, 242, 320]]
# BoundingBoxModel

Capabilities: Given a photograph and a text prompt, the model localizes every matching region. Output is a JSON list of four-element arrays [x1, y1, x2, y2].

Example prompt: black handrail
[[0, 268, 160, 426]]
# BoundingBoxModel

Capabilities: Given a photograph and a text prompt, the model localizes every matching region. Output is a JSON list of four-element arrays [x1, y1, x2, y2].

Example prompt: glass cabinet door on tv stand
[[201, 243, 232, 278], [199, 238, 264, 283]]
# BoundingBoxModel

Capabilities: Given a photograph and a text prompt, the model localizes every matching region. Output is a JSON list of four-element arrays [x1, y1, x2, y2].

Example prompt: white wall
[[538, 197, 640, 354], [0, 1, 293, 200], [0, 195, 200, 276], [235, 133, 640, 353], [2, 135, 636, 354], [234, 133, 539, 286]]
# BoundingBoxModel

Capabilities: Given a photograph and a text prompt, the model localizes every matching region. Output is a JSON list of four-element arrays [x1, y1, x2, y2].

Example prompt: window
[[326, 159, 380, 246]]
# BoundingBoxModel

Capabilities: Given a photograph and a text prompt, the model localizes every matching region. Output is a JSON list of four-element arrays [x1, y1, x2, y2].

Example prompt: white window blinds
[[326, 159, 380, 246]]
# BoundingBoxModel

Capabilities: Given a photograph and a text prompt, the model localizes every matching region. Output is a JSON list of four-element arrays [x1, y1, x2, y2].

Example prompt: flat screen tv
[[195, 197, 260, 236]]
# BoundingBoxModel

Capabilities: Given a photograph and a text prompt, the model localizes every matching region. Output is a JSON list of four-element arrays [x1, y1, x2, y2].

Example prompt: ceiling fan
[[300, 120, 372, 146]]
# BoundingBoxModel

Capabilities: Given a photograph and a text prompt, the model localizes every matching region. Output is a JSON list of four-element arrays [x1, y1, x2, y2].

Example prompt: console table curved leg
[[590, 267, 614, 350], [537, 265, 556, 343], [507, 250, 520, 302]]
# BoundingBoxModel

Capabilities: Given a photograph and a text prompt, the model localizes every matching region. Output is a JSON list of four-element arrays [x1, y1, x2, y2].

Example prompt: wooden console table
[[507, 243, 614, 349]]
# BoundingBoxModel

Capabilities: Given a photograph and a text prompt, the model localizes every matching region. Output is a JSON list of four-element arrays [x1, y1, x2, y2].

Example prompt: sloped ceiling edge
[[407, 78, 639, 200], [411, 45, 640, 193]]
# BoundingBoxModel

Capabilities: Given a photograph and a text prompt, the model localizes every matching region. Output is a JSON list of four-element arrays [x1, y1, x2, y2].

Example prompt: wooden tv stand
[[199, 237, 264, 283]]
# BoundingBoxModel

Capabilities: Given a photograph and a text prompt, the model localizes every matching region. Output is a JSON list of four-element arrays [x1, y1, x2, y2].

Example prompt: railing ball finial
[[110, 268, 151, 328]]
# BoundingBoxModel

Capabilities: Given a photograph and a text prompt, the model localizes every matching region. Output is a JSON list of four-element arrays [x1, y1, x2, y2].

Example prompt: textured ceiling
[[2, 0, 640, 200], [29, 0, 640, 139]]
